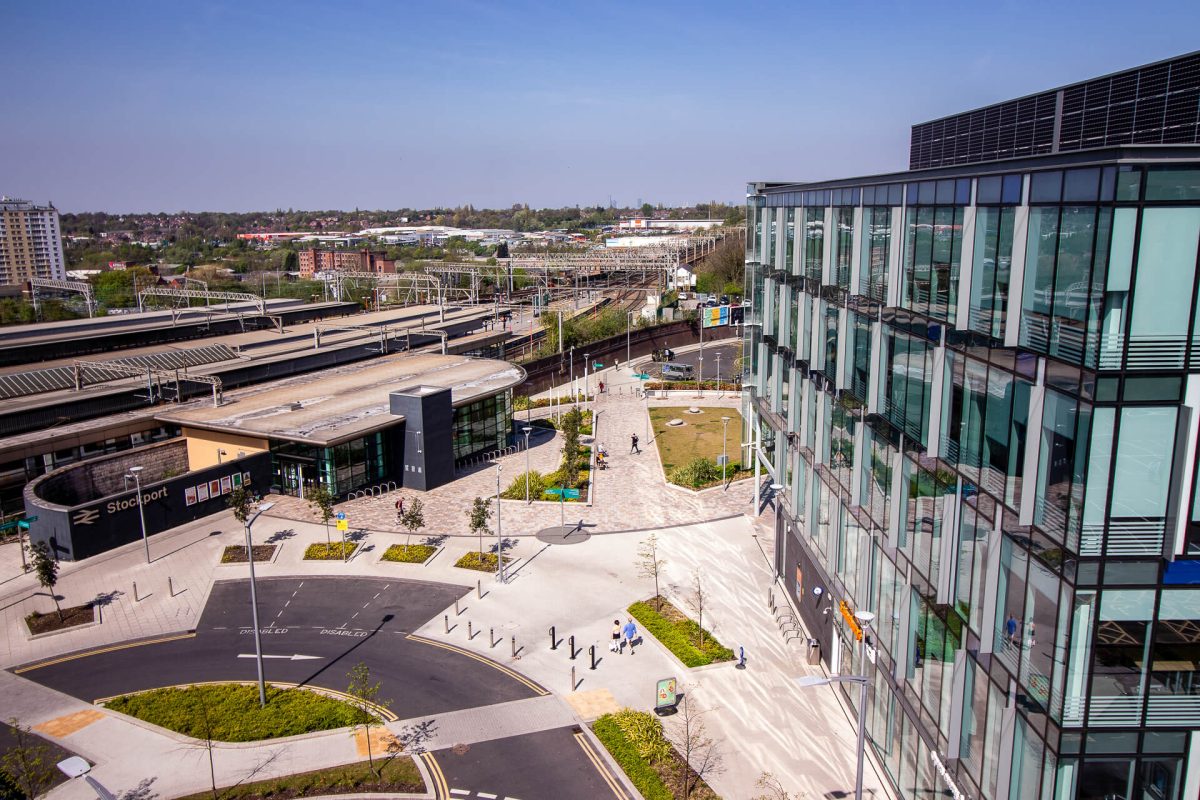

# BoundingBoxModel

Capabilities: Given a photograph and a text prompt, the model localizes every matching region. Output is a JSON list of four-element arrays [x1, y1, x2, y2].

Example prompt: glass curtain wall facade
[[746, 156, 1200, 800], [452, 391, 513, 463]]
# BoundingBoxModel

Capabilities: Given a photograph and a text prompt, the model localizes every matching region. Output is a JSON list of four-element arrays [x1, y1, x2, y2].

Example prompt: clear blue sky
[[3, 1, 1198, 213]]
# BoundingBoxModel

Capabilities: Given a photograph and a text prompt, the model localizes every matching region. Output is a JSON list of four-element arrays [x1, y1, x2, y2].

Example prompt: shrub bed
[[221, 545, 277, 563], [593, 709, 721, 800], [104, 684, 373, 742], [171, 756, 423, 799], [381, 544, 436, 564], [592, 713, 673, 800], [303, 542, 357, 560], [453, 552, 511, 572], [627, 597, 734, 667], [25, 604, 95, 635]]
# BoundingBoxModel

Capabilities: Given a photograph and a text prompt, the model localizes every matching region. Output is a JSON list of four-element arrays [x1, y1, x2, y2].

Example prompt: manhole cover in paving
[[451, 743, 470, 755], [535, 525, 592, 545]]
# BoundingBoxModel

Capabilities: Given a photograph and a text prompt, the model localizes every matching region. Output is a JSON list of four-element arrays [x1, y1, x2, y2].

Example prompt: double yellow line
[[14, 632, 196, 674], [404, 634, 549, 696], [574, 730, 631, 799], [419, 751, 449, 799]]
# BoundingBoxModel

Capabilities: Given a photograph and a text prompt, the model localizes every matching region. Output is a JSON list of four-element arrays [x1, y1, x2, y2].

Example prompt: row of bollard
[[441, 581, 521, 660], [132, 577, 181, 603], [549, 624, 598, 691]]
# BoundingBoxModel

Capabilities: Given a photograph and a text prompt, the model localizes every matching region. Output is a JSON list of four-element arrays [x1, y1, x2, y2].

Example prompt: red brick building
[[298, 249, 395, 278]]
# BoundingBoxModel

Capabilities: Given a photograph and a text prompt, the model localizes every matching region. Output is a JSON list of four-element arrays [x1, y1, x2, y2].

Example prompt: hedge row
[[591, 715, 673, 800], [627, 599, 735, 667]]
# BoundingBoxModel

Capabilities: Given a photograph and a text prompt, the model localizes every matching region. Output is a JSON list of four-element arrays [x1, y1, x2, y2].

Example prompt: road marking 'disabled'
[[574, 730, 631, 799], [420, 752, 450, 799], [14, 632, 197, 673]]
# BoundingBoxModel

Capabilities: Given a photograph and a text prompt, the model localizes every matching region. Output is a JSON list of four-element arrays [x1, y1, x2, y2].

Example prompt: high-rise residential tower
[[743, 51, 1200, 800], [0, 197, 66, 286]]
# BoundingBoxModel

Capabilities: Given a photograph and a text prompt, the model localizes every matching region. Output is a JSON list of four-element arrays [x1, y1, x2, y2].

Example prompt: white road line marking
[[383, 584, 390, 590], [478, 794, 498, 799], [373, 592, 381, 599], [362, 602, 371, 608], [275, 610, 284, 617], [449, 790, 470, 797], [284, 600, 291, 607], [298, 581, 304, 588]]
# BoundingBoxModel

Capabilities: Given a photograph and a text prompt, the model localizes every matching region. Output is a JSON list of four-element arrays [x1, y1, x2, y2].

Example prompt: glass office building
[[744, 52, 1200, 800]]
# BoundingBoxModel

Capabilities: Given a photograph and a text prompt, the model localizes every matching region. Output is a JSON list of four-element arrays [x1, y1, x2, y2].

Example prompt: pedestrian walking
[[630, 433, 640, 454], [611, 619, 622, 653], [1005, 613, 1018, 646], [395, 496, 405, 515], [598, 380, 605, 394], [623, 618, 638, 654]]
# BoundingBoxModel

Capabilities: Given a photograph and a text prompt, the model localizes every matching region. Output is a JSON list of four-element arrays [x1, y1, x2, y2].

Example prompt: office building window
[[834, 207, 854, 289], [804, 207, 825, 281], [903, 206, 964, 324], [969, 206, 1015, 339], [860, 206, 891, 302]]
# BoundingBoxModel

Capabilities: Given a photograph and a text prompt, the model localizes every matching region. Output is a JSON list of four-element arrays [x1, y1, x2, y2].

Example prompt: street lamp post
[[721, 416, 731, 490], [125, 466, 150, 564], [522, 426, 532, 504], [716, 354, 723, 398], [794, 610, 875, 800], [584, 353, 590, 399], [217, 448, 227, 464], [244, 501, 275, 707], [569, 347, 575, 401]]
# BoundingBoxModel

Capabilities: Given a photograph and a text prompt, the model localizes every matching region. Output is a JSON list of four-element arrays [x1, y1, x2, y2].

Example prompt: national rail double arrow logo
[[73, 509, 99, 525]]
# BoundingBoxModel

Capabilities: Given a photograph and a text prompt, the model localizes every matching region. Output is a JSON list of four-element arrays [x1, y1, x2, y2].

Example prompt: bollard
[[454, 597, 460, 615], [477, 580, 482, 599], [490, 627, 496, 648], [550, 626, 557, 650], [133, 581, 139, 602], [511, 636, 517, 658], [590, 644, 597, 670], [168, 576, 174, 597], [569, 634, 576, 659], [468, 620, 474, 639], [571, 665, 576, 691], [444, 614, 449, 634]]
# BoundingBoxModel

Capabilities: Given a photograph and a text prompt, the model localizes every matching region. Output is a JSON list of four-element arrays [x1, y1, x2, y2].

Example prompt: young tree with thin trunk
[[1, 718, 55, 800], [227, 486, 252, 526], [668, 694, 723, 799], [400, 498, 425, 555], [305, 485, 335, 546], [468, 497, 492, 557], [688, 571, 706, 649], [347, 662, 393, 779], [28, 541, 62, 622], [752, 772, 802, 800], [636, 534, 666, 611]]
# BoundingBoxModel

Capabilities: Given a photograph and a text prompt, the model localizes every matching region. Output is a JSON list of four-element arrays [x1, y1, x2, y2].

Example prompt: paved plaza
[[0, 348, 889, 800]]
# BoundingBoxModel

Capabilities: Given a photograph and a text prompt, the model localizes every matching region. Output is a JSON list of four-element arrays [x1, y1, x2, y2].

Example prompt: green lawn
[[104, 684, 374, 742], [628, 597, 735, 667], [172, 756, 423, 800], [648, 407, 742, 473], [381, 543, 436, 563]]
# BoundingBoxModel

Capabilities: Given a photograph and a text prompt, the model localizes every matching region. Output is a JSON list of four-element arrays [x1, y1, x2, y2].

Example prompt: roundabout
[[13, 576, 626, 800]]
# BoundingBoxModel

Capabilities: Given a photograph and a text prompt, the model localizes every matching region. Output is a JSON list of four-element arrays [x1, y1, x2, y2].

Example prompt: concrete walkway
[[0, 341, 889, 800]]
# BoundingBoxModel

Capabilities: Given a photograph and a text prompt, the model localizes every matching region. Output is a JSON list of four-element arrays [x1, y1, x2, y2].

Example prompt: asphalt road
[[642, 342, 740, 381], [426, 726, 629, 800], [17, 576, 541, 719]]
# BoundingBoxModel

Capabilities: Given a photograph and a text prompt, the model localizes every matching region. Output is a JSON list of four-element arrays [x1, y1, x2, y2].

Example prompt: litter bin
[[806, 638, 821, 666]]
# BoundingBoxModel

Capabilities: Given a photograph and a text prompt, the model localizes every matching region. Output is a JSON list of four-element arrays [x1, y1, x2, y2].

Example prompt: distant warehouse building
[[24, 352, 523, 560]]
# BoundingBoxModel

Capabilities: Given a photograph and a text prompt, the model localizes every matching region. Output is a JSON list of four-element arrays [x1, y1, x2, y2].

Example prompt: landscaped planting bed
[[453, 552, 511, 572], [592, 710, 720, 800], [381, 543, 436, 564], [171, 756, 423, 799], [104, 684, 374, 742], [627, 597, 734, 667], [221, 544, 277, 563], [303, 542, 357, 560], [25, 604, 95, 635]]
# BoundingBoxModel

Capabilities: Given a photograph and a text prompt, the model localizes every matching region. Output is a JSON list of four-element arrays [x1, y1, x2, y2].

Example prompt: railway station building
[[25, 352, 523, 560]]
